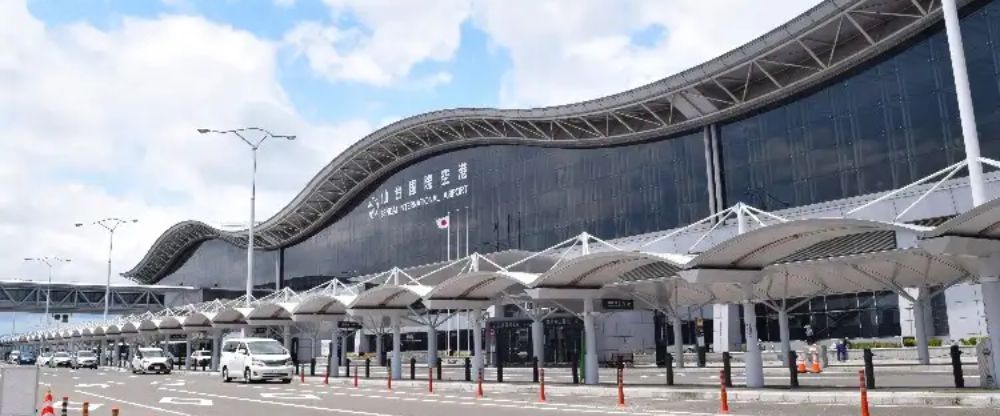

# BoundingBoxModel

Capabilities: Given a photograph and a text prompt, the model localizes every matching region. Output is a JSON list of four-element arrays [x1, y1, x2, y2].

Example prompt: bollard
[[410, 357, 416, 380], [300, 367, 306, 383], [859, 370, 870, 416], [354, 365, 359, 387], [60, 397, 68, 416], [571, 362, 579, 384], [365, 358, 371, 379], [436, 357, 443, 381], [665, 353, 674, 386], [532, 357, 539, 383], [345, 358, 351, 377], [697, 346, 707, 368], [497, 358, 504, 383], [464, 357, 471, 382], [476, 368, 484, 399], [722, 352, 733, 388], [539, 368, 547, 402], [862, 348, 875, 389], [719, 370, 729, 414], [324, 368, 330, 385], [616, 367, 625, 408], [787, 350, 799, 388], [310, 358, 316, 376], [950, 345, 965, 388], [111, 408, 119, 416], [82, 402, 89, 416], [387, 371, 392, 390], [428, 367, 434, 393]]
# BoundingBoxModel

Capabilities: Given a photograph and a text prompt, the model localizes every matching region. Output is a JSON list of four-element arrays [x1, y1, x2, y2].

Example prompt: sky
[[0, 0, 816, 334]]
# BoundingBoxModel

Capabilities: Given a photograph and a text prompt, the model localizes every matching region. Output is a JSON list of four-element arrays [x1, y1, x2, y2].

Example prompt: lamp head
[[196, 128, 211, 134]]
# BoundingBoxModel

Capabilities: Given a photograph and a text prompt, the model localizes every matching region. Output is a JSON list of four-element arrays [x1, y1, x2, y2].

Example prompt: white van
[[220, 338, 292, 384], [131, 347, 171, 374]]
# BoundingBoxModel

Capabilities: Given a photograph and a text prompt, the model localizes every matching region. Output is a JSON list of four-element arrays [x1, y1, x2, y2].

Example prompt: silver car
[[72, 351, 98, 369]]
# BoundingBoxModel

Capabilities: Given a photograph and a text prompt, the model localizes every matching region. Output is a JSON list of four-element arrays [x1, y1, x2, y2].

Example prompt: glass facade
[[719, 0, 1000, 209]]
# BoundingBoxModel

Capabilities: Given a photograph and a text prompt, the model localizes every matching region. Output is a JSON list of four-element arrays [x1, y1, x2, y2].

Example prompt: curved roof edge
[[125, 0, 961, 284]]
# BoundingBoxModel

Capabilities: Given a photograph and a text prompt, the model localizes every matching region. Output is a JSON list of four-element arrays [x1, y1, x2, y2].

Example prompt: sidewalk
[[312, 374, 1000, 408]]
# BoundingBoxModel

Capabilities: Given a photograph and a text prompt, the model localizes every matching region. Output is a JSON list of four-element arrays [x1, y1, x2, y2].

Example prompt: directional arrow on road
[[159, 397, 213, 406]]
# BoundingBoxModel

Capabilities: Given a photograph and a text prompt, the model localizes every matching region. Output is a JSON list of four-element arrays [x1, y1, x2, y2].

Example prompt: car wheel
[[164, 370, 171, 375], [244, 368, 252, 384], [222, 366, 231, 382], [281, 378, 292, 384]]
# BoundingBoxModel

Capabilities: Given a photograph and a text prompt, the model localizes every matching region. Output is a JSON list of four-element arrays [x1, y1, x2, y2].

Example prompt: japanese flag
[[436, 215, 450, 229]]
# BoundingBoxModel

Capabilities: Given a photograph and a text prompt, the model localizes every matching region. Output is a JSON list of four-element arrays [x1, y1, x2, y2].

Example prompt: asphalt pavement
[[21, 366, 994, 416]]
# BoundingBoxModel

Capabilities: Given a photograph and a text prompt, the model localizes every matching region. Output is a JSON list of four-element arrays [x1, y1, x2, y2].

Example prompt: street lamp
[[23, 257, 71, 330], [75, 218, 138, 320], [197, 127, 295, 305]]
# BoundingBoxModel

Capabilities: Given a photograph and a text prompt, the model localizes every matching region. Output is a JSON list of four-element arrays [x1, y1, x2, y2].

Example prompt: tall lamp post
[[75, 218, 138, 320], [197, 128, 295, 304], [24, 257, 71, 347]]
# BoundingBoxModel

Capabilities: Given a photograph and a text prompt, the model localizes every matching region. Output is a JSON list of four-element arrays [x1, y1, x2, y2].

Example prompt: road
[[24, 366, 991, 416]]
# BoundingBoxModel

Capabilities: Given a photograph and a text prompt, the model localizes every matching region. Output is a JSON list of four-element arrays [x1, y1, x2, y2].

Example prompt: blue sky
[[0, 0, 814, 336]]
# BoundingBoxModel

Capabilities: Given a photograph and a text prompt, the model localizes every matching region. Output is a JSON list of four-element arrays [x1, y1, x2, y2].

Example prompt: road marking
[[75, 391, 194, 416], [159, 397, 213, 406], [75, 383, 109, 389], [161, 388, 394, 416], [261, 392, 320, 400]]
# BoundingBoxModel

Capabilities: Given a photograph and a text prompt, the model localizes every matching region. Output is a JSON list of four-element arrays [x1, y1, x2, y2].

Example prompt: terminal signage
[[601, 299, 634, 310], [338, 321, 362, 330], [367, 162, 471, 221]]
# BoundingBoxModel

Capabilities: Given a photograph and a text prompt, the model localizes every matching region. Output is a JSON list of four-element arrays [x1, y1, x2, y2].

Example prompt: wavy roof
[[124, 0, 958, 284]]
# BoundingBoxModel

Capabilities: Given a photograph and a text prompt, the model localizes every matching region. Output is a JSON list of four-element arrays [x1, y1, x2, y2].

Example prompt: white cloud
[[0, 0, 369, 288], [283, 0, 470, 87], [470, 0, 816, 107]]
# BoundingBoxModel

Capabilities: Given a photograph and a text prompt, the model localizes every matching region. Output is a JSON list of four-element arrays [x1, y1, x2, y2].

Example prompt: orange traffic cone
[[810, 351, 822, 374], [40, 390, 55, 416], [796, 352, 807, 374]]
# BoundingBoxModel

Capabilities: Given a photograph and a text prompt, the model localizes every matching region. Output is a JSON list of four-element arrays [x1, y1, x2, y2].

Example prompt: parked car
[[37, 353, 52, 367], [220, 338, 292, 384], [49, 351, 73, 368], [130, 348, 171, 374], [189, 350, 212, 368], [6, 351, 20, 364], [18, 351, 36, 365], [72, 350, 98, 369]]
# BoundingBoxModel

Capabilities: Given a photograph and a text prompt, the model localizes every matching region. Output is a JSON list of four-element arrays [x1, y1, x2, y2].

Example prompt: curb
[[316, 376, 1000, 408]]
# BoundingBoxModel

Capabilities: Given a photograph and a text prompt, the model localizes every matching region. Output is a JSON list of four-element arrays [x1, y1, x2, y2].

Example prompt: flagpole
[[456, 208, 461, 260], [465, 207, 469, 257], [446, 212, 451, 261]]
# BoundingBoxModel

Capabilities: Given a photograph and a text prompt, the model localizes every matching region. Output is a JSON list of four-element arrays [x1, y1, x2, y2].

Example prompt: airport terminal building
[[123, 0, 1000, 364]]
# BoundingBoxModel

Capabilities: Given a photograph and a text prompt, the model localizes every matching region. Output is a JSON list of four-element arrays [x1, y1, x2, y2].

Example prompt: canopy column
[[912, 287, 932, 365], [186, 334, 194, 370], [530, 319, 544, 365], [390, 314, 402, 380], [376, 331, 385, 366], [329, 325, 341, 378], [583, 300, 598, 385], [282, 325, 292, 352], [211, 330, 222, 371], [777, 308, 791, 359], [671, 313, 684, 368], [427, 326, 438, 367], [742, 283, 764, 388], [982, 276, 1000, 387], [471, 309, 484, 378], [341, 331, 349, 367]]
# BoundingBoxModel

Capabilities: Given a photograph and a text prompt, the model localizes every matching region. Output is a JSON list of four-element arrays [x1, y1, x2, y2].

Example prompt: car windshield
[[77, 351, 94, 357], [141, 350, 164, 358], [246, 341, 286, 355], [54, 352, 70, 358]]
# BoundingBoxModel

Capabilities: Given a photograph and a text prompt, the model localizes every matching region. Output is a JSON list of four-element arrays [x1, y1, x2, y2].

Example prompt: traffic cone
[[796, 352, 807, 374], [810, 351, 822, 374], [39, 390, 54, 416]]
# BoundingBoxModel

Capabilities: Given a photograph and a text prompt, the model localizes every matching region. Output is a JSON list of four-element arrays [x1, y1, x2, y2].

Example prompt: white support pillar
[[742, 283, 764, 388], [942, 0, 987, 206], [583, 300, 599, 385], [913, 288, 932, 365], [981, 277, 1000, 388], [778, 308, 791, 359], [186, 334, 194, 370], [427, 326, 438, 367], [531, 318, 544, 364], [329, 326, 340, 377], [211, 331, 222, 372], [341, 332, 349, 367], [471, 309, 484, 377], [391, 315, 402, 380], [282, 325, 292, 352], [672, 313, 684, 368]]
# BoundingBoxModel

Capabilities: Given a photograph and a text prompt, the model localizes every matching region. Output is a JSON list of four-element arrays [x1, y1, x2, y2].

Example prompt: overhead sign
[[338, 321, 362, 330], [601, 299, 634, 310], [367, 162, 471, 221]]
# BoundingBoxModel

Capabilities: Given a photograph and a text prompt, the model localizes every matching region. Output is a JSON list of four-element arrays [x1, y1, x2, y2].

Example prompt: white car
[[6, 351, 20, 364], [220, 338, 293, 384], [72, 351, 98, 369], [49, 352, 73, 368], [37, 353, 52, 367], [131, 348, 171, 374], [189, 350, 212, 368]]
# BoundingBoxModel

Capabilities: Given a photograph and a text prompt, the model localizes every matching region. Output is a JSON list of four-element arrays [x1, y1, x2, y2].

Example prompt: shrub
[[929, 338, 943, 347], [902, 336, 916, 347]]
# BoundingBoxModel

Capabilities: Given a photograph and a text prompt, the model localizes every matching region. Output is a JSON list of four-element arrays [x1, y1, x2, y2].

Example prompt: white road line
[[161, 388, 395, 416], [75, 391, 195, 416]]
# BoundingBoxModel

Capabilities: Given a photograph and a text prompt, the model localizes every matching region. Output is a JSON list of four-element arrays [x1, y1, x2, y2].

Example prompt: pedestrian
[[805, 325, 815, 345]]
